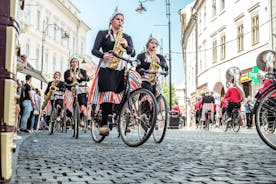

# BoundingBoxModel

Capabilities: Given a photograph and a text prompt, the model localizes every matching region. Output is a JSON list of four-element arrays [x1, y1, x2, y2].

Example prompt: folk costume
[[64, 58, 89, 117], [136, 37, 168, 97], [88, 9, 141, 130]]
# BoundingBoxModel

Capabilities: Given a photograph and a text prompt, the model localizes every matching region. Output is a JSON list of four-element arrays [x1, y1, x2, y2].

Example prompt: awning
[[20, 68, 47, 83], [17, 57, 47, 83]]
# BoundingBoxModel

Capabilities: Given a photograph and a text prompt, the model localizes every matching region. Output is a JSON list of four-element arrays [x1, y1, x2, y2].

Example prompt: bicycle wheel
[[153, 95, 168, 144], [82, 115, 88, 133], [221, 113, 228, 132], [255, 87, 276, 150], [232, 112, 241, 133], [49, 108, 56, 135], [119, 88, 157, 147], [72, 102, 80, 139], [90, 106, 105, 143]]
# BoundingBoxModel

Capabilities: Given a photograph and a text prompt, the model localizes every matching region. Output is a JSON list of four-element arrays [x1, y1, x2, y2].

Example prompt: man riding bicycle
[[224, 79, 243, 122], [64, 56, 89, 127]]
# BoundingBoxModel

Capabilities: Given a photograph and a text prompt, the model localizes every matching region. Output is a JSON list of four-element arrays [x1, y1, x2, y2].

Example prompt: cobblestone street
[[11, 127, 276, 183]]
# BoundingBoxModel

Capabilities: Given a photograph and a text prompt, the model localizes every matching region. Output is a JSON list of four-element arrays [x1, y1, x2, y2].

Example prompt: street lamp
[[41, 20, 69, 89], [136, 0, 172, 110]]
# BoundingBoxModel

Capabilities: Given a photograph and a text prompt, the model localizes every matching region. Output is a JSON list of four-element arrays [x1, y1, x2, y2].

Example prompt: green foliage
[[162, 82, 178, 107]]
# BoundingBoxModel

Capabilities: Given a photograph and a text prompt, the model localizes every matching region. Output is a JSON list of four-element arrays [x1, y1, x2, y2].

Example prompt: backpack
[[19, 84, 26, 108]]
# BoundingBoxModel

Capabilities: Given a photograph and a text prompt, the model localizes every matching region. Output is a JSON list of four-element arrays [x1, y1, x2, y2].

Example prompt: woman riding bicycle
[[135, 36, 168, 96], [64, 56, 89, 127], [43, 71, 66, 132], [88, 8, 141, 136]]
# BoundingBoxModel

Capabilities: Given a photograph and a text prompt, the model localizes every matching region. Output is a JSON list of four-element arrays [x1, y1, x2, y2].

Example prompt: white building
[[180, 0, 273, 125], [16, 0, 91, 89]]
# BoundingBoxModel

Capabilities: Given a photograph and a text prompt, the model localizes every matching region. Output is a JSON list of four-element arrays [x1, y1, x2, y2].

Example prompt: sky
[[71, 0, 193, 87]]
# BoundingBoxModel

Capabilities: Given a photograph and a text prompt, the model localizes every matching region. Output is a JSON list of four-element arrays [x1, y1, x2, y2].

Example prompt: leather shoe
[[99, 125, 110, 136]]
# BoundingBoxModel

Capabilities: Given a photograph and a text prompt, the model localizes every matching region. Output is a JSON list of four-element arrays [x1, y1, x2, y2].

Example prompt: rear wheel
[[232, 112, 241, 133], [153, 95, 168, 144], [221, 113, 228, 132], [119, 88, 157, 147], [255, 87, 276, 150]]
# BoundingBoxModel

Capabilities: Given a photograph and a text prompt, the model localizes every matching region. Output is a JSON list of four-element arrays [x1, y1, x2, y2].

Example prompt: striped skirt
[[88, 67, 142, 105]]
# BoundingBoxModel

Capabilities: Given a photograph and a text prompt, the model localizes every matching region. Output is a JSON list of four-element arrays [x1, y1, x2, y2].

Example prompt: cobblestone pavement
[[10, 127, 276, 183]]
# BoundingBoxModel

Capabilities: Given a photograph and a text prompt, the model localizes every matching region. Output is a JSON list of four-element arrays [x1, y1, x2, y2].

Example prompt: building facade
[[180, 0, 273, 125], [16, 0, 92, 89]]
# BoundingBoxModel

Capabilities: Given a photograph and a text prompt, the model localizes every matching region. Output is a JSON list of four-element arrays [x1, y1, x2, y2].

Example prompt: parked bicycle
[[90, 51, 158, 147], [139, 68, 168, 143], [253, 50, 276, 150]]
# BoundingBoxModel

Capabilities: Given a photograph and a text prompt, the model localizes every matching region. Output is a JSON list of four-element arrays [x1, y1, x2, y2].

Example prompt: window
[[36, 47, 40, 70], [237, 24, 244, 52], [220, 0, 225, 11], [251, 15, 259, 45], [212, 39, 217, 64], [36, 10, 41, 30], [204, 5, 206, 28], [53, 53, 56, 73], [54, 23, 57, 41], [220, 35, 226, 60], [25, 43, 30, 57], [212, 0, 216, 18]]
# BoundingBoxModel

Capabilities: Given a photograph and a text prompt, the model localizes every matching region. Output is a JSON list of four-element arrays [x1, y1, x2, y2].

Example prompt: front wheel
[[255, 87, 276, 150], [119, 88, 157, 147], [221, 113, 228, 132], [90, 105, 105, 143], [72, 102, 80, 139], [153, 95, 168, 144]]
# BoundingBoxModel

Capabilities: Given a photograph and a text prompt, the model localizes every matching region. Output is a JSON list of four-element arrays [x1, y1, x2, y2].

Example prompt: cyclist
[[224, 79, 243, 122], [201, 90, 215, 125], [136, 36, 168, 96], [194, 96, 202, 127], [44, 72, 66, 125], [64, 56, 89, 128], [88, 8, 141, 136]]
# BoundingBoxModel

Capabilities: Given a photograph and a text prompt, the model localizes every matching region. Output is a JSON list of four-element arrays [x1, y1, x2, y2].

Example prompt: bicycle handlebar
[[139, 68, 168, 76], [108, 50, 141, 66]]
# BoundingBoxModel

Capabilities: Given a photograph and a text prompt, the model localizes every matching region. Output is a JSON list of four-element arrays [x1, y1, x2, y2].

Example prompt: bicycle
[[90, 51, 158, 147], [49, 94, 66, 135], [139, 68, 169, 143], [254, 72, 276, 150], [221, 107, 241, 133]]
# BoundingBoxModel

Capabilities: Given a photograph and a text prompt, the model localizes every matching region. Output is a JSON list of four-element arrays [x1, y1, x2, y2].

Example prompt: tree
[[162, 82, 178, 108]]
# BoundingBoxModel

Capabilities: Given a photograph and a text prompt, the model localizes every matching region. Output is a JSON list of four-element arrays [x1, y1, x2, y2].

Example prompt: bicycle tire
[[232, 112, 241, 133], [49, 106, 56, 135], [255, 87, 276, 150], [73, 102, 80, 139], [153, 95, 168, 144], [90, 106, 105, 143], [119, 88, 157, 147], [221, 113, 228, 132]]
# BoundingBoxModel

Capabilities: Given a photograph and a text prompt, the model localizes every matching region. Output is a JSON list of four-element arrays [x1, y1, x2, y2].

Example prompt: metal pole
[[41, 20, 45, 89], [166, 0, 172, 111]]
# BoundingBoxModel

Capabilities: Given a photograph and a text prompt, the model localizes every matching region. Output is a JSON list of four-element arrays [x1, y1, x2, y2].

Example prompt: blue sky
[[71, 0, 193, 87]]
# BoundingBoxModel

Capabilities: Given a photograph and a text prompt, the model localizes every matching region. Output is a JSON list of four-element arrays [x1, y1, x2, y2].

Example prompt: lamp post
[[136, 0, 172, 110], [41, 20, 69, 89]]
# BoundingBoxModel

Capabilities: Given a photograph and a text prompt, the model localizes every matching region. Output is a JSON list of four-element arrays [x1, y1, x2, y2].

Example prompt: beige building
[[16, 0, 92, 89], [180, 0, 274, 124]]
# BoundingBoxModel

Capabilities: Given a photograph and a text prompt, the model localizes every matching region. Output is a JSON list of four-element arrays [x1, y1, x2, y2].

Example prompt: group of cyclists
[[43, 8, 168, 140]]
